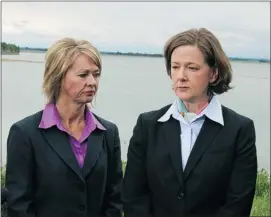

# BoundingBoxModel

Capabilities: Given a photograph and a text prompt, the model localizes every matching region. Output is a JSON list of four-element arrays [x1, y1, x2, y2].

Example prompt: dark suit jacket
[[122, 104, 257, 217], [5, 110, 123, 217]]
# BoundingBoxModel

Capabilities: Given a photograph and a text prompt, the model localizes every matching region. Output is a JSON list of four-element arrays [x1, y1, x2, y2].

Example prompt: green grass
[[1, 163, 270, 216], [251, 168, 270, 216]]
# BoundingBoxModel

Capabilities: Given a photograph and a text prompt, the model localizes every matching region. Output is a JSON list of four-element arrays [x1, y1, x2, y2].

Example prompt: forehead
[[71, 53, 99, 71], [171, 45, 205, 65]]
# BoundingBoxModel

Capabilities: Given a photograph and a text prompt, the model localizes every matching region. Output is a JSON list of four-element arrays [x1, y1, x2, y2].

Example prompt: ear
[[210, 68, 218, 83]]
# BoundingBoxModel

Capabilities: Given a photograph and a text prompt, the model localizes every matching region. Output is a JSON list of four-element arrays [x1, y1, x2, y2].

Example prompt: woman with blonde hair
[[5, 38, 123, 217], [122, 28, 257, 217]]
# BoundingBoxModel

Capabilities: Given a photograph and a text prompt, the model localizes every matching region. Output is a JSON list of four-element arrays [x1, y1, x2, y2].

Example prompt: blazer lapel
[[184, 117, 223, 180], [160, 117, 184, 186], [40, 127, 85, 183], [82, 128, 105, 178]]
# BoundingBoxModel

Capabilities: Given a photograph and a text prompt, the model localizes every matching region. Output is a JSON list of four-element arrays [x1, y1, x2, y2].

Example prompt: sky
[[2, 2, 270, 59]]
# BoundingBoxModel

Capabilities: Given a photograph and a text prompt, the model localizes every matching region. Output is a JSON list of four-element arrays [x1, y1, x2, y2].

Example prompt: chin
[[77, 96, 94, 105], [175, 92, 192, 102], [85, 98, 94, 104]]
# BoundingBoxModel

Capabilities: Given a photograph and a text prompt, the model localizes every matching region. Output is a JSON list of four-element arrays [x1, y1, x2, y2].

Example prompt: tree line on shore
[[2, 42, 270, 63], [1, 42, 20, 54], [17, 47, 271, 62]]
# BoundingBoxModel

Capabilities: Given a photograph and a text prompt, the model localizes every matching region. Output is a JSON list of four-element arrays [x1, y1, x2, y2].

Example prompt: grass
[[1, 163, 270, 216], [251, 168, 270, 216]]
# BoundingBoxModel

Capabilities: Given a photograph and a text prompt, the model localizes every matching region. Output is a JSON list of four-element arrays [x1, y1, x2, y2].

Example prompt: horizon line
[[18, 46, 270, 61], [2, 43, 270, 61]]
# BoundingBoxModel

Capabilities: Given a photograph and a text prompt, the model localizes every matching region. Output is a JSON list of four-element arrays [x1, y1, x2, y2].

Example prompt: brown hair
[[42, 37, 102, 103], [164, 28, 232, 94]]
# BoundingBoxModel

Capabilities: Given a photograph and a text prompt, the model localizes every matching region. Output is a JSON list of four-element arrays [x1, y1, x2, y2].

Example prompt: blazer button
[[78, 205, 86, 210], [177, 192, 184, 200]]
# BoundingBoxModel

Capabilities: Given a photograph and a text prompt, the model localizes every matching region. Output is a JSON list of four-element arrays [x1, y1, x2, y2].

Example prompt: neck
[[55, 97, 85, 126], [183, 95, 211, 114]]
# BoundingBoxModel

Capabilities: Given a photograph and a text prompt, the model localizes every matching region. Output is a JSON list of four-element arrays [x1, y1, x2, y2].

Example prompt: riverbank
[[2, 57, 270, 65], [2, 50, 270, 63], [1, 53, 19, 55], [1, 58, 43, 63], [1, 42, 20, 55], [1, 163, 270, 216]]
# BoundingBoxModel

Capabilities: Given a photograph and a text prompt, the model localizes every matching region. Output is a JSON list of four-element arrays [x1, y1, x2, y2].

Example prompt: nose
[[86, 74, 97, 86], [175, 66, 187, 80]]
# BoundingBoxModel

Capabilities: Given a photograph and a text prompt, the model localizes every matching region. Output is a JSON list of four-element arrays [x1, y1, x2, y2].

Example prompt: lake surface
[[1, 52, 270, 171]]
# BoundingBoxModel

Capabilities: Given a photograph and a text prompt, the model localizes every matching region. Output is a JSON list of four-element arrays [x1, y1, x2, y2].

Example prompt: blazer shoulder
[[10, 110, 43, 132], [222, 105, 253, 126], [139, 104, 172, 124], [93, 113, 117, 131], [92, 114, 119, 153]]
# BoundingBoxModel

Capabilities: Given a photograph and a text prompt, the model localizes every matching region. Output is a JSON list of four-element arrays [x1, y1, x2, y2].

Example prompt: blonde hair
[[42, 37, 102, 103], [164, 28, 232, 94]]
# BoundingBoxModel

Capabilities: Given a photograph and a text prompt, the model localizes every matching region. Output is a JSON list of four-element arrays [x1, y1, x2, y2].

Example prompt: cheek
[[63, 78, 85, 96], [171, 74, 178, 85], [190, 74, 210, 88], [95, 78, 100, 87]]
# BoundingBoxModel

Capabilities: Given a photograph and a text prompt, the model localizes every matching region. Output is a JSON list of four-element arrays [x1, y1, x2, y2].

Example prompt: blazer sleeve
[[103, 124, 123, 217], [122, 114, 153, 217], [5, 123, 36, 217], [215, 119, 258, 217]]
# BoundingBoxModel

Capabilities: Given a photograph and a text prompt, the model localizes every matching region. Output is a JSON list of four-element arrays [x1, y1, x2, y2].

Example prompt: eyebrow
[[171, 61, 200, 65], [77, 69, 100, 73]]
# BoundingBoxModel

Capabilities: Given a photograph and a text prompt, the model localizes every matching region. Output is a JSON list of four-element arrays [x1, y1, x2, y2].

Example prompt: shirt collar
[[39, 103, 106, 130], [157, 102, 177, 123], [158, 95, 224, 126]]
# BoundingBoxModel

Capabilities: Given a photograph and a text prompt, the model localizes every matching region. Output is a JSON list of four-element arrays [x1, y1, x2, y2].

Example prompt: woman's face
[[60, 53, 101, 104], [170, 45, 218, 103]]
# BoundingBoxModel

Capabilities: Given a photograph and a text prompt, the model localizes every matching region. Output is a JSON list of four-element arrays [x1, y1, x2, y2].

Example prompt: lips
[[85, 90, 95, 95], [176, 87, 189, 91]]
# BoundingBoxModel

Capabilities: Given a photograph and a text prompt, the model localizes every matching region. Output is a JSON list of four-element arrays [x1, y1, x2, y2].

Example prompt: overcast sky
[[2, 2, 270, 59]]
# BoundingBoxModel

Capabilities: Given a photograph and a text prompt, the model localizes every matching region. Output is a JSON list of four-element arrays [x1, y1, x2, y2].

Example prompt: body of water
[[1, 52, 270, 171]]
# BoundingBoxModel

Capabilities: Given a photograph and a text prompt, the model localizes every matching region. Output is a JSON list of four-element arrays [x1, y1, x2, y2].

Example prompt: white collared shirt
[[158, 96, 224, 170]]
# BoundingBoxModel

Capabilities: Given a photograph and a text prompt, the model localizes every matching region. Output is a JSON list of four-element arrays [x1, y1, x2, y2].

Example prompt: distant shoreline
[[1, 52, 19, 55], [19, 48, 271, 63], [1, 58, 43, 63], [2, 49, 270, 64]]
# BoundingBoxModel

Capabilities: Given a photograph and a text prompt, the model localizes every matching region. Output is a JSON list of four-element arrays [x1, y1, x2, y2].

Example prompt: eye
[[79, 73, 88, 78], [93, 72, 101, 78], [188, 67, 198, 71], [171, 65, 179, 69]]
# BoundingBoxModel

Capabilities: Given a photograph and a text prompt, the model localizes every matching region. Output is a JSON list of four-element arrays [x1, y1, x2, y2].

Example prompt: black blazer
[[122, 104, 257, 217], [5, 110, 123, 217]]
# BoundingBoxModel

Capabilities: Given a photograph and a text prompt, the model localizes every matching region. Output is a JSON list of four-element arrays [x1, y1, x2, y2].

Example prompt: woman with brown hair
[[122, 28, 257, 217]]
